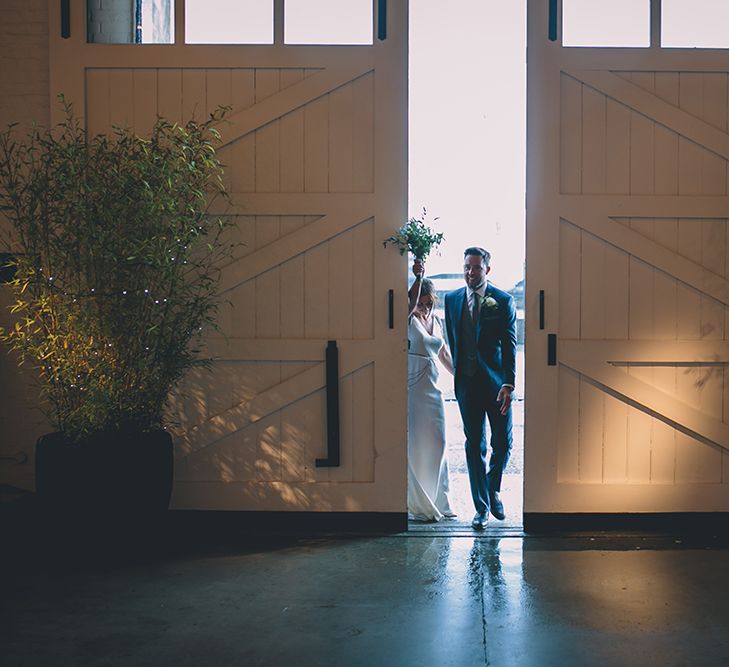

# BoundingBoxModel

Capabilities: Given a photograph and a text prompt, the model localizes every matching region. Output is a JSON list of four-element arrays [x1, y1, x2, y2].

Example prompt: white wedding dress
[[407, 315, 455, 521]]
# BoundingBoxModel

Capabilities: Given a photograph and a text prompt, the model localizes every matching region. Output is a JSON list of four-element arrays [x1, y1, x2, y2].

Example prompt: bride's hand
[[412, 258, 425, 280]]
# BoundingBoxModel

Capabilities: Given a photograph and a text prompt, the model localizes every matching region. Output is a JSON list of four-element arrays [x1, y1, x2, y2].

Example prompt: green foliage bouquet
[[383, 207, 444, 261], [0, 100, 232, 441]]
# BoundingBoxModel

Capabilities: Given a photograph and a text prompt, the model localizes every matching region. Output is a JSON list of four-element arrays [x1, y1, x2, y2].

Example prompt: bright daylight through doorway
[[408, 0, 526, 529]]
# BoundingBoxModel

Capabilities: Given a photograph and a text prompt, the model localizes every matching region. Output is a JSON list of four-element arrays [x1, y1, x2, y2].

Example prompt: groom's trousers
[[455, 371, 513, 515]]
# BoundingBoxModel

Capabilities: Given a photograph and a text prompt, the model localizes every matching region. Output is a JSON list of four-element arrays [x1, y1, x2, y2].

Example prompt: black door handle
[[316, 340, 341, 468], [539, 290, 545, 330], [547, 333, 557, 366]]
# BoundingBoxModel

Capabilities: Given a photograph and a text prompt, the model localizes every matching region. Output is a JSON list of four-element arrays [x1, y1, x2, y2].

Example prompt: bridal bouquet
[[383, 207, 444, 261]]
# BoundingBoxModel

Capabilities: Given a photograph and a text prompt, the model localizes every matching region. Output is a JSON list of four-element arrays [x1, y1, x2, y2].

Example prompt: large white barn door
[[526, 1, 729, 513], [49, 1, 408, 513]]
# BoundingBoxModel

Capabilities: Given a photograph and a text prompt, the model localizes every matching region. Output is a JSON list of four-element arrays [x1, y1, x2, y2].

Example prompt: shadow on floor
[[2, 497, 729, 666]]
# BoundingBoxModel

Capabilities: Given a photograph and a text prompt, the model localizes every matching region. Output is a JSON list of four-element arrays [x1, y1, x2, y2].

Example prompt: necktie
[[471, 291, 479, 322]]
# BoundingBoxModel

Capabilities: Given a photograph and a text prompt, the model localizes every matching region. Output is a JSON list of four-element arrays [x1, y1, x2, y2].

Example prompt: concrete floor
[[6, 357, 729, 666], [5, 350, 728, 666], [2, 521, 729, 667]]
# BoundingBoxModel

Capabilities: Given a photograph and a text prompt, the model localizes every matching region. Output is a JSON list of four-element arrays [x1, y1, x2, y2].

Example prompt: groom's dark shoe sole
[[471, 513, 487, 531], [489, 492, 506, 521]]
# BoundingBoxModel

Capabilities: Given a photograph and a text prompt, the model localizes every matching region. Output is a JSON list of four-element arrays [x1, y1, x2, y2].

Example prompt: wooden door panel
[[50, 1, 407, 513], [83, 67, 375, 196], [527, 1, 729, 512], [559, 73, 729, 198], [215, 215, 375, 345]]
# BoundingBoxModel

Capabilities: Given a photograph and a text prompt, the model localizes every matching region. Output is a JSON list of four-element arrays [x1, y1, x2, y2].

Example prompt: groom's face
[[464, 254, 490, 290]]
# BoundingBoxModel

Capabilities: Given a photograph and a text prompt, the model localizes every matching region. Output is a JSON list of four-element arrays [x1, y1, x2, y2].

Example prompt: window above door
[[86, 0, 374, 46], [562, 0, 650, 48], [560, 0, 729, 49], [662, 0, 729, 49]]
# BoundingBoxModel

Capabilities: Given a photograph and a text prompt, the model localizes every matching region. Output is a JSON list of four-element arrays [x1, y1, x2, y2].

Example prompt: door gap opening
[[407, 0, 526, 532]]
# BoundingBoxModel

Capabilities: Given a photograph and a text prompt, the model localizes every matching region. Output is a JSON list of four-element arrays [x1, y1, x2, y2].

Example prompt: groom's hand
[[497, 386, 513, 415]]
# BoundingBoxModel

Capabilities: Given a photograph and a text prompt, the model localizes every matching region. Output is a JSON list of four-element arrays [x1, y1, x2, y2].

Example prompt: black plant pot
[[35, 429, 174, 522]]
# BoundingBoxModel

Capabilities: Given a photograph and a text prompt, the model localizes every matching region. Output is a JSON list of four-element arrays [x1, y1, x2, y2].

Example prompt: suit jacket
[[444, 283, 517, 393]]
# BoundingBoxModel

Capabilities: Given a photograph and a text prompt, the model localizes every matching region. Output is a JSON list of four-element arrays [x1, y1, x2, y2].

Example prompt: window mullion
[[650, 0, 662, 48]]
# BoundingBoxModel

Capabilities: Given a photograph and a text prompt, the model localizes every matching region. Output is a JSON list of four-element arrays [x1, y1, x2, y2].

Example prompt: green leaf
[[382, 209, 445, 261]]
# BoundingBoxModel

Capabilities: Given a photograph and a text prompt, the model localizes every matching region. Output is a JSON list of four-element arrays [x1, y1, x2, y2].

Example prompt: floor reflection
[[467, 538, 525, 614]]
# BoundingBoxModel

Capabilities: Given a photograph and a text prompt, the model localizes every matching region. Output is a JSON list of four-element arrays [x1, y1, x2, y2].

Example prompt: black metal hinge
[[377, 0, 387, 41], [61, 0, 71, 38], [548, 0, 558, 41]]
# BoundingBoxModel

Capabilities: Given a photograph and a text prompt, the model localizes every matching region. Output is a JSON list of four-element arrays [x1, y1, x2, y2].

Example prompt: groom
[[444, 247, 516, 530]]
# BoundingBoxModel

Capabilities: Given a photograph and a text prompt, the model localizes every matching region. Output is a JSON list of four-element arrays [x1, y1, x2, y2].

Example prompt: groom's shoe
[[471, 512, 487, 531], [489, 491, 506, 520]]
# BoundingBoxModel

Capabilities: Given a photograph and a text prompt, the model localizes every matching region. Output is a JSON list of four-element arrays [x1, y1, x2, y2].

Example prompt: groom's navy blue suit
[[444, 282, 516, 516]]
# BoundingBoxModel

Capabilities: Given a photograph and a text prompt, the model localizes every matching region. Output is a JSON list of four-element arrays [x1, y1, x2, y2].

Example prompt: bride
[[407, 261, 456, 521]]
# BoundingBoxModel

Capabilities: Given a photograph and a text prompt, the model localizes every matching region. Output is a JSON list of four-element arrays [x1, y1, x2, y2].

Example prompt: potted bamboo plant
[[0, 100, 232, 521]]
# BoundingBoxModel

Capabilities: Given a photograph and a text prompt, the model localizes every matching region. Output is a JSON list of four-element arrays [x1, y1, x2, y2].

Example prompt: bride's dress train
[[407, 315, 455, 521]]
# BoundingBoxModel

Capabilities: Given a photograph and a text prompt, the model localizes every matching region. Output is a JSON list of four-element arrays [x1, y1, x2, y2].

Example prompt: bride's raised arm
[[408, 259, 426, 318]]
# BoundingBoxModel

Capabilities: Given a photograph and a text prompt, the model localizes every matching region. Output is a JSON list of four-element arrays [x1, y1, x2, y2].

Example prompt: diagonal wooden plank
[[183, 342, 375, 453], [560, 210, 729, 306], [216, 64, 373, 148], [561, 340, 729, 364], [561, 356, 729, 452], [219, 208, 373, 294], [565, 69, 729, 160], [183, 363, 324, 454]]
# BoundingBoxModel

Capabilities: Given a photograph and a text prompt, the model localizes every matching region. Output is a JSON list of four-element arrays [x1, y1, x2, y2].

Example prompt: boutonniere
[[480, 295, 498, 311]]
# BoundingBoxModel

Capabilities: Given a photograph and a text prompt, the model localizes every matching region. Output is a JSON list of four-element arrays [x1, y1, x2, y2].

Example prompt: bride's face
[[416, 294, 434, 319]]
